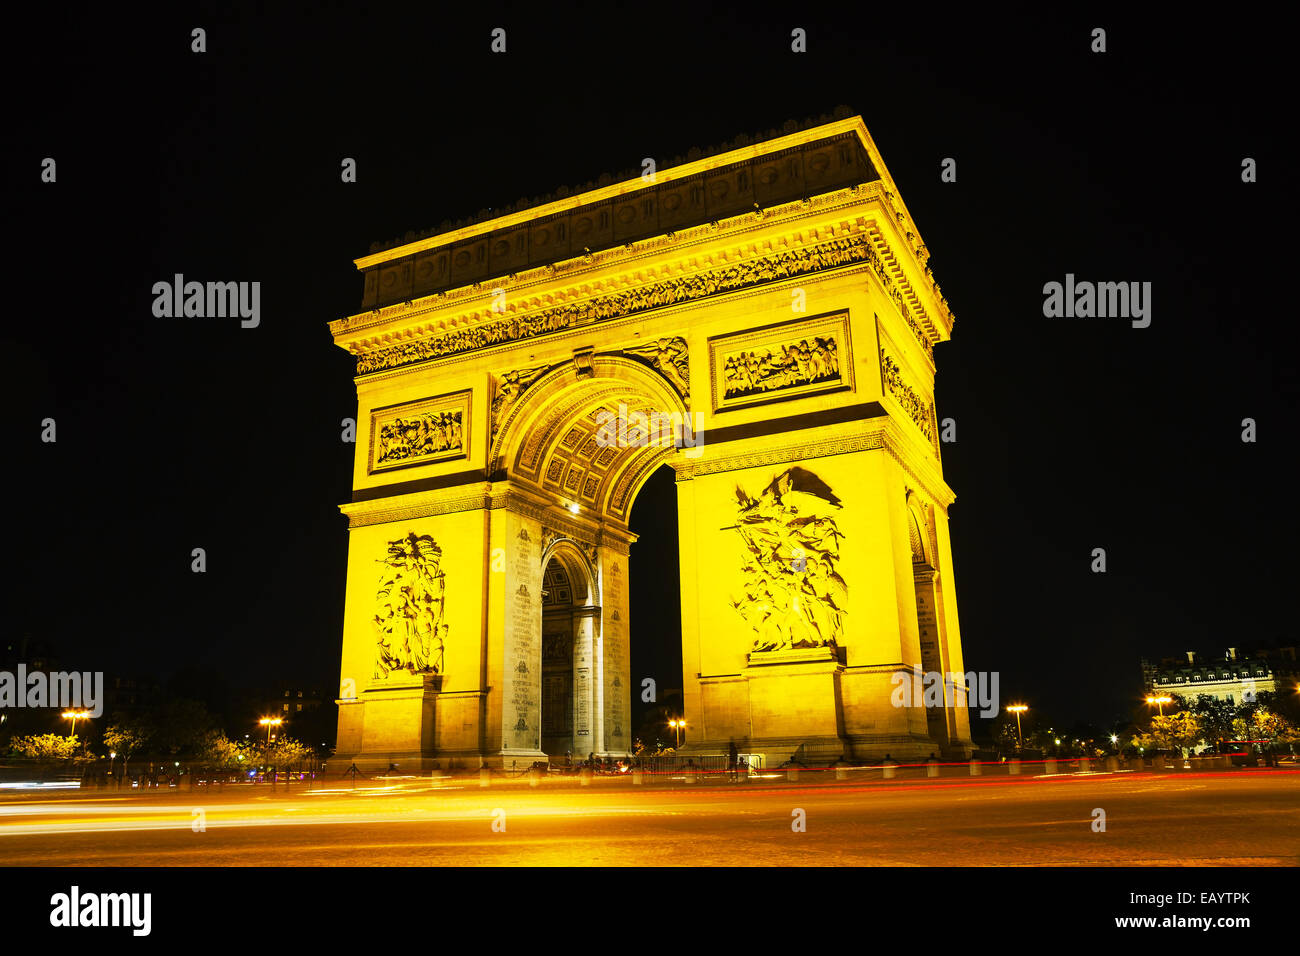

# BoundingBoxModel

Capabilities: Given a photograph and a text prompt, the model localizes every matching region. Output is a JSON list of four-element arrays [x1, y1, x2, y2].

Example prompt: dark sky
[[5, 6, 1291, 732]]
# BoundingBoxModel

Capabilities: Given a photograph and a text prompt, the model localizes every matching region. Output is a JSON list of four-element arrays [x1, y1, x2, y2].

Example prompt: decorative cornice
[[351, 228, 885, 375], [672, 418, 954, 509], [346, 114, 952, 332], [340, 484, 494, 528], [335, 185, 866, 341], [339, 480, 642, 548], [672, 429, 886, 481]]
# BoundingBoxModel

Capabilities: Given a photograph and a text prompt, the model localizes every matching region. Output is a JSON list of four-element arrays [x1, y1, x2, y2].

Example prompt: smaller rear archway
[[539, 540, 600, 760]]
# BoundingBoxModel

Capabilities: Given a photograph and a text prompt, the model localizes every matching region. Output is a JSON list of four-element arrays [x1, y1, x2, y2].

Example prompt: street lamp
[[259, 717, 284, 786], [61, 709, 91, 738], [258, 716, 283, 747], [668, 718, 685, 748], [1146, 695, 1172, 717], [1006, 704, 1028, 749]]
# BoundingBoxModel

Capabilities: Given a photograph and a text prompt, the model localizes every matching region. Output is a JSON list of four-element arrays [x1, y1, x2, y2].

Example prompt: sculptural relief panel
[[371, 531, 448, 679], [709, 312, 853, 412], [726, 466, 848, 653], [368, 390, 470, 474], [878, 343, 938, 453]]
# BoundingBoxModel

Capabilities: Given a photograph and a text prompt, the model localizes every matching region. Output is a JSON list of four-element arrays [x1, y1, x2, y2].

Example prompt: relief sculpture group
[[373, 532, 448, 678], [722, 336, 840, 399], [727, 467, 848, 652], [376, 410, 464, 465]]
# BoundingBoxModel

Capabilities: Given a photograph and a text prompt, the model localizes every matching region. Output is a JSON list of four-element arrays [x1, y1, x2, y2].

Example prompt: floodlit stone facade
[[328, 114, 973, 769]]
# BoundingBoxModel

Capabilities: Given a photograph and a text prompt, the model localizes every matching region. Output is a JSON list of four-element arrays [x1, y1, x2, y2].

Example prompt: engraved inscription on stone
[[502, 518, 541, 751]]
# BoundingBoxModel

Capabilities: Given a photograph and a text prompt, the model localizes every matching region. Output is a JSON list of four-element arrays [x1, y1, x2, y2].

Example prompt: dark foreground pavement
[[1, 768, 1296, 866]]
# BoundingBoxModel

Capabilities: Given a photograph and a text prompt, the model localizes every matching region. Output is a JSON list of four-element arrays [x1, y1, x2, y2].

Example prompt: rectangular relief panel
[[875, 316, 939, 456], [708, 310, 853, 412], [367, 389, 471, 474]]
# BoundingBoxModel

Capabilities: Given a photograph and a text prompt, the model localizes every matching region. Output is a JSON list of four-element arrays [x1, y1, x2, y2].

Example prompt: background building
[[1141, 646, 1298, 705]]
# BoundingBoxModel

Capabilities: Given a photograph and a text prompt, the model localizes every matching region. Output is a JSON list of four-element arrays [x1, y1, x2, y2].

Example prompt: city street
[[1, 768, 1295, 866]]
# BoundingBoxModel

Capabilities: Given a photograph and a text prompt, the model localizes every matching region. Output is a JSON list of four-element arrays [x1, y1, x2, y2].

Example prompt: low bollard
[[1008, 758, 1021, 775], [926, 761, 939, 778], [529, 767, 541, 788], [1078, 756, 1090, 772], [882, 761, 896, 780], [683, 772, 696, 784], [1044, 758, 1058, 775], [480, 768, 491, 788], [1105, 756, 1119, 772], [969, 759, 981, 777], [632, 770, 643, 785], [835, 767, 849, 781], [786, 768, 799, 782], [580, 768, 592, 787], [1154, 755, 1167, 770]]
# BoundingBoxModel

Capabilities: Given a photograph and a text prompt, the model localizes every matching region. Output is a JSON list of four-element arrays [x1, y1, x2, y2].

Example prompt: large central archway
[[489, 355, 691, 761]]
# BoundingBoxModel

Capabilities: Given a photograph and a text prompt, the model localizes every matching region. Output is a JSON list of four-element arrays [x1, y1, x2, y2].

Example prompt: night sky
[[5, 7, 1291, 735]]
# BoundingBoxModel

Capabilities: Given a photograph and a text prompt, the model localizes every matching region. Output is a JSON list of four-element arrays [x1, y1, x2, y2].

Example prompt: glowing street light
[[61, 709, 91, 738], [1145, 695, 1173, 717], [259, 717, 283, 748], [1006, 704, 1028, 749], [668, 717, 685, 748]]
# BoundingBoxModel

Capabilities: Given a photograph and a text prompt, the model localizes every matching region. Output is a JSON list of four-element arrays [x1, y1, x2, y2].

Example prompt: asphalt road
[[1, 769, 1296, 866]]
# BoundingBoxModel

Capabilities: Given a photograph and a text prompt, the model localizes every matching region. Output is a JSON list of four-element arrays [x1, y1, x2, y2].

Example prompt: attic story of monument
[[326, 112, 974, 769]]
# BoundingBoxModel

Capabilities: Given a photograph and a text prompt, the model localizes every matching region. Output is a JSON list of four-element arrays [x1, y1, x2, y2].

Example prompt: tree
[[148, 698, 218, 758], [200, 733, 257, 770], [10, 733, 81, 761], [266, 736, 315, 773], [1181, 695, 1236, 747], [1232, 706, 1300, 745], [1133, 711, 1202, 753], [103, 724, 147, 778]]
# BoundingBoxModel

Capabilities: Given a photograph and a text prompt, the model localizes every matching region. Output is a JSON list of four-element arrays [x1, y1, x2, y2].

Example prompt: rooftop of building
[[347, 108, 946, 317], [363, 107, 865, 258]]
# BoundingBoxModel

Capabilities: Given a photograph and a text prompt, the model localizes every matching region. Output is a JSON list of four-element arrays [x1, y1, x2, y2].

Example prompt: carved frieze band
[[879, 348, 937, 453], [353, 230, 929, 375]]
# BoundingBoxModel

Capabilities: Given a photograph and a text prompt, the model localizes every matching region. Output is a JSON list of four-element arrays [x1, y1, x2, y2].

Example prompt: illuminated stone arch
[[905, 492, 934, 570], [492, 354, 689, 525], [330, 115, 974, 770]]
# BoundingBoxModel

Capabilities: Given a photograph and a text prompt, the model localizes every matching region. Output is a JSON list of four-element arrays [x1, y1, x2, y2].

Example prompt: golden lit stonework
[[329, 114, 972, 769]]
